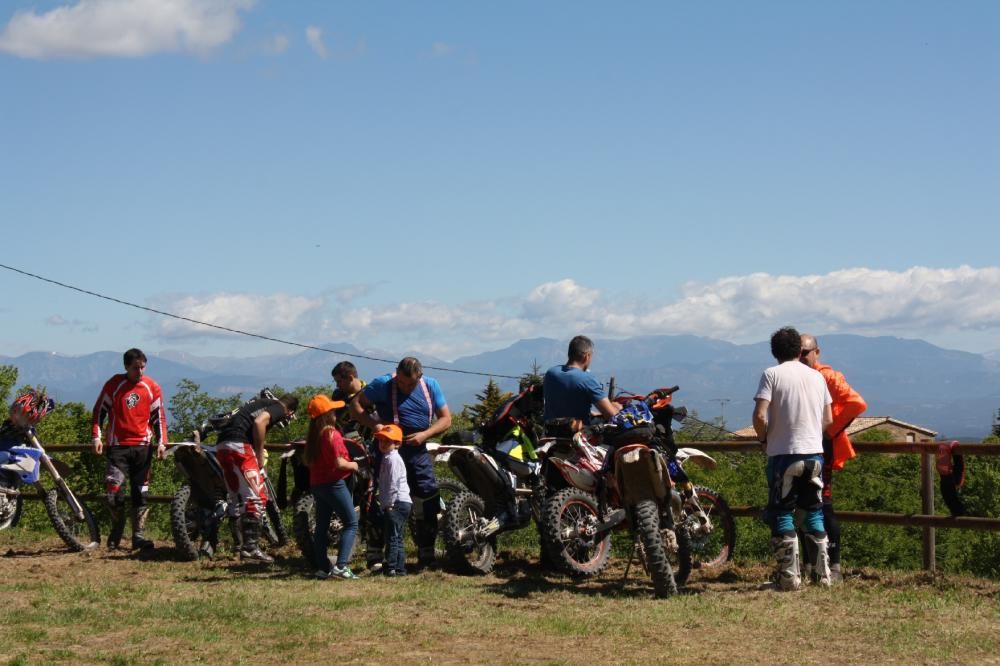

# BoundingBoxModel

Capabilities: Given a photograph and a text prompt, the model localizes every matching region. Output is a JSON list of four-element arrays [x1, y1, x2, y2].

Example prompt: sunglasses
[[800, 347, 817, 356]]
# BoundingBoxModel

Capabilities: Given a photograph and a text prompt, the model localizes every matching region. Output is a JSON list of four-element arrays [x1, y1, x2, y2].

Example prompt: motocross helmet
[[10, 390, 55, 426]]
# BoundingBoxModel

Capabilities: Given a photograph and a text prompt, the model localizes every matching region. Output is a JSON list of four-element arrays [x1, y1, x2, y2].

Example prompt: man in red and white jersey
[[91, 348, 168, 551]]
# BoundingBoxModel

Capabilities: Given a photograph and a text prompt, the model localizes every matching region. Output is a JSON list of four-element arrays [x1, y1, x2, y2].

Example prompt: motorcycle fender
[[548, 457, 598, 493], [675, 447, 717, 470], [47, 457, 72, 479], [615, 447, 670, 505], [448, 448, 509, 506]]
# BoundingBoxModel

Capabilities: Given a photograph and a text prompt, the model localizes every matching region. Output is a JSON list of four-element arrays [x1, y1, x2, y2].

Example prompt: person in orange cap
[[374, 424, 411, 576], [304, 394, 360, 579]]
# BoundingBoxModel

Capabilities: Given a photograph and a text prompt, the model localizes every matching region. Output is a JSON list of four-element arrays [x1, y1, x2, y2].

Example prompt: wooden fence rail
[[28, 440, 1000, 572]]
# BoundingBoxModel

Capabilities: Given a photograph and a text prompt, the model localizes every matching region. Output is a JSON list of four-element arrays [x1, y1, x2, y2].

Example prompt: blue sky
[[1, 1, 998, 361]]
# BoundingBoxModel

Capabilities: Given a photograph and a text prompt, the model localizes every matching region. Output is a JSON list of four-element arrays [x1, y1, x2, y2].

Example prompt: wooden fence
[[690, 440, 1000, 571], [30, 440, 1000, 572]]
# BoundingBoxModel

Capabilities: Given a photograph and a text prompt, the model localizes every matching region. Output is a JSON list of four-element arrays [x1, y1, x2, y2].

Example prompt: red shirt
[[91, 374, 167, 447], [309, 427, 353, 486]]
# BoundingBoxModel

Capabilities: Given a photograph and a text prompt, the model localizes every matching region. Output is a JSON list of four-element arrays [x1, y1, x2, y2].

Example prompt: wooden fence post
[[921, 451, 936, 571]]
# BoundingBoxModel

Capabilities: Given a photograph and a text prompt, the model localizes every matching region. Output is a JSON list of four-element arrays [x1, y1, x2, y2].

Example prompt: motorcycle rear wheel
[[691, 485, 736, 569], [43, 486, 99, 551], [540, 487, 611, 578], [635, 499, 677, 598], [442, 490, 496, 575]]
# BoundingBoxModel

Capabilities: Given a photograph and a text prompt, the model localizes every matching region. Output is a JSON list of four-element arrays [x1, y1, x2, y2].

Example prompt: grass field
[[2, 531, 1000, 665]]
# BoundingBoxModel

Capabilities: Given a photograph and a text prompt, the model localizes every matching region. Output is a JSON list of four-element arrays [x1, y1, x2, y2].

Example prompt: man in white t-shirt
[[753, 327, 833, 590]]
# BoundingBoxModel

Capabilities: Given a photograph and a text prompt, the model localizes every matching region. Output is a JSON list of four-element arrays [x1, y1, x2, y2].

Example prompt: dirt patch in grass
[[3, 534, 1000, 665]]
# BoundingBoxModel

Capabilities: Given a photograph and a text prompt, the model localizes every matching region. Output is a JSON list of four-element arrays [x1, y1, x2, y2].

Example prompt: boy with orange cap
[[375, 424, 411, 576]]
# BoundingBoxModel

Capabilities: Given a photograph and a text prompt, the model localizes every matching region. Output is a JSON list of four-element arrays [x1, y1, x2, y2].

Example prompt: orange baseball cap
[[307, 394, 346, 419], [373, 424, 404, 443]]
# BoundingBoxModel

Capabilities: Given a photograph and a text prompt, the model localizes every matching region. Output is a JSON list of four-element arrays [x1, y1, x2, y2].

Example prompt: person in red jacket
[[800, 334, 868, 582], [91, 348, 168, 551]]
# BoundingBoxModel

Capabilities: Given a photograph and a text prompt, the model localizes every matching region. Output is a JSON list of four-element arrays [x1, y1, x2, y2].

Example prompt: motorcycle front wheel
[[408, 479, 467, 555], [540, 487, 611, 578], [43, 486, 99, 551], [441, 490, 496, 575], [262, 476, 288, 547], [170, 485, 201, 561], [0, 475, 23, 530], [690, 485, 736, 569]]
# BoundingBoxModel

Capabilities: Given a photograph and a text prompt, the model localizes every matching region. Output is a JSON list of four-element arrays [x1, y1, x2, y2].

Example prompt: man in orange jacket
[[800, 334, 867, 582]]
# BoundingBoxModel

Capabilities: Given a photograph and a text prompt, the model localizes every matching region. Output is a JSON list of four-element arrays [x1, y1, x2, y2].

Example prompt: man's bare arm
[[753, 398, 769, 442]]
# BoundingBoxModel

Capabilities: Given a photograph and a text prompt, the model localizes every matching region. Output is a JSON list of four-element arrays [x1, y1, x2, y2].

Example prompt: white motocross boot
[[771, 535, 801, 591], [805, 533, 832, 587]]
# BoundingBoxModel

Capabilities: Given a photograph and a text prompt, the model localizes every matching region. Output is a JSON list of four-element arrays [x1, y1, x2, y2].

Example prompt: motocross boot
[[239, 516, 274, 563], [770, 535, 801, 591], [131, 506, 154, 551], [229, 515, 244, 553], [805, 533, 832, 587], [106, 504, 126, 551], [800, 529, 817, 581]]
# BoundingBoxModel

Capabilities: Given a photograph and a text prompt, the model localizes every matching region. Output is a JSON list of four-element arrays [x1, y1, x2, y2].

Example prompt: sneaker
[[386, 569, 407, 577], [198, 542, 215, 560], [330, 565, 359, 580], [315, 569, 332, 580], [367, 560, 384, 574], [132, 536, 154, 551]]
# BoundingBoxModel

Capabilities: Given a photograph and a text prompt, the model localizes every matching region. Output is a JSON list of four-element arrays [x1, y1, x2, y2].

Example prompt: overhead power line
[[0, 262, 521, 380]]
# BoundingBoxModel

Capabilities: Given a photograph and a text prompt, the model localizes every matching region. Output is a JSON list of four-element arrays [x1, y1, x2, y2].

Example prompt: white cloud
[[265, 32, 288, 55], [143, 267, 1000, 359], [46, 314, 69, 326], [304, 25, 326, 59], [0, 0, 254, 59], [151, 292, 322, 340], [430, 41, 452, 57]]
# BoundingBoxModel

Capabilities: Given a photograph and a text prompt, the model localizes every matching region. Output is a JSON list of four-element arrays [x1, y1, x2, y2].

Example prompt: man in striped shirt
[[92, 348, 168, 551]]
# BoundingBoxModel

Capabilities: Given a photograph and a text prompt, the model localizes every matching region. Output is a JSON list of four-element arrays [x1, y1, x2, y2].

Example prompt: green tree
[[519, 360, 544, 391], [461, 378, 512, 427], [0, 365, 17, 405], [675, 409, 732, 443], [167, 379, 243, 439]]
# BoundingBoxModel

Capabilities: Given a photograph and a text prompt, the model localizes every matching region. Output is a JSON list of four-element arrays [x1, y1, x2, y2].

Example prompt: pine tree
[[462, 378, 513, 427]]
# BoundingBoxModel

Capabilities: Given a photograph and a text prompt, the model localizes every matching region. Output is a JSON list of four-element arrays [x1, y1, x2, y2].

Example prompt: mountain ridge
[[3, 334, 998, 439]]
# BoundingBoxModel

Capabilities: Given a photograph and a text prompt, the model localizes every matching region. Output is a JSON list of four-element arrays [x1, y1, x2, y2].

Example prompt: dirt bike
[[168, 438, 287, 560], [291, 436, 466, 572], [170, 391, 292, 561], [0, 427, 100, 551], [437, 383, 545, 575], [539, 387, 689, 597]]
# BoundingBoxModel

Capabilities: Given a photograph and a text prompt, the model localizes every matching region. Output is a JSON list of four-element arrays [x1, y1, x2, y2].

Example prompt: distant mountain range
[[3, 334, 999, 439]]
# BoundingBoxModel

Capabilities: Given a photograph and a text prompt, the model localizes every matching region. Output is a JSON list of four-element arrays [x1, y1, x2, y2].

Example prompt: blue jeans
[[312, 479, 358, 571], [383, 501, 412, 574]]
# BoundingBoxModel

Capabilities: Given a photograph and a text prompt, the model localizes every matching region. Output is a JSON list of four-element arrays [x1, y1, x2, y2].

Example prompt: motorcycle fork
[[29, 434, 85, 521]]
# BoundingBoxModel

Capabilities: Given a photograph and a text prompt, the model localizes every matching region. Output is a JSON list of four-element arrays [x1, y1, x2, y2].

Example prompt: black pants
[[105, 445, 153, 510]]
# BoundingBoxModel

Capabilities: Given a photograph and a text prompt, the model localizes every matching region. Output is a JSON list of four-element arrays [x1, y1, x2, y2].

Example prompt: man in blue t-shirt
[[543, 335, 621, 430], [350, 356, 452, 568]]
